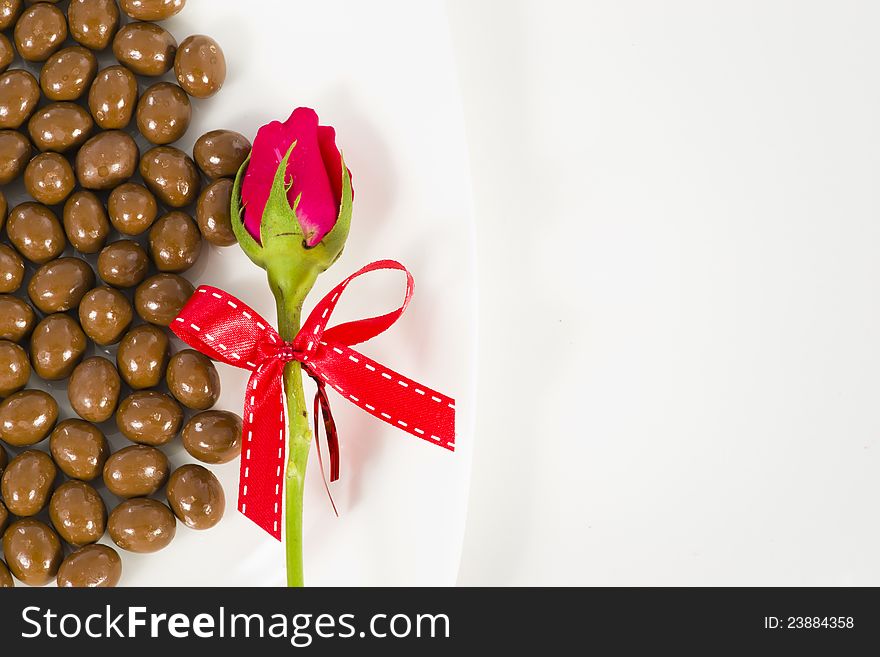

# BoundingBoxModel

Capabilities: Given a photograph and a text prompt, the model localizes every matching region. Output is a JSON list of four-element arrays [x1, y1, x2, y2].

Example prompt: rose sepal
[[230, 143, 353, 276]]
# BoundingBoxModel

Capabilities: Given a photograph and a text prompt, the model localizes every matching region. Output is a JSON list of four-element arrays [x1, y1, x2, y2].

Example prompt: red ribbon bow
[[170, 260, 456, 540]]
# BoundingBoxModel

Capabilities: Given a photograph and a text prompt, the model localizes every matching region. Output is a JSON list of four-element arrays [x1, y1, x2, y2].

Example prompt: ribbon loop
[[171, 261, 455, 541]]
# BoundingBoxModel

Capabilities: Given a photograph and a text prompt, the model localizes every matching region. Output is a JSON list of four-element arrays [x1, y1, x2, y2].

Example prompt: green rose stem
[[267, 261, 319, 588]]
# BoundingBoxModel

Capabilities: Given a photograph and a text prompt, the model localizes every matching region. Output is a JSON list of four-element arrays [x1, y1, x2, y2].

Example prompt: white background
[[451, 0, 880, 585]]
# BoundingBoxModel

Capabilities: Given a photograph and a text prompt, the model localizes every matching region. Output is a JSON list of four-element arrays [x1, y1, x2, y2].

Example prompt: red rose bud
[[230, 107, 353, 273]]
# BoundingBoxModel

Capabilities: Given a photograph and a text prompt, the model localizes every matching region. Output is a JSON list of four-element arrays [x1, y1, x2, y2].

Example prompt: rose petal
[[241, 108, 340, 247], [317, 125, 343, 206], [241, 118, 295, 242], [285, 109, 339, 246]]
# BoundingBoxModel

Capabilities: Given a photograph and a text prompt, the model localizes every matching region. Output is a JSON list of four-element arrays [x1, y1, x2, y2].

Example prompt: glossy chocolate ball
[[68, 356, 121, 423], [136, 81, 191, 145], [149, 211, 201, 273], [24, 152, 76, 205], [181, 410, 242, 464], [196, 178, 236, 246], [78, 286, 133, 345], [14, 2, 67, 62], [7, 202, 66, 263], [0, 296, 36, 342], [102, 444, 168, 498], [174, 34, 226, 99], [0, 70, 40, 129], [75, 130, 138, 189], [0, 244, 24, 293], [134, 273, 193, 326], [27, 257, 95, 313], [139, 145, 200, 208], [88, 65, 137, 129], [166, 464, 224, 530], [116, 324, 169, 389], [166, 349, 220, 411], [40, 46, 98, 101], [0, 340, 29, 398], [112, 21, 176, 77], [0, 390, 58, 446], [116, 391, 182, 446], [63, 191, 110, 254], [48, 480, 106, 546], [57, 544, 121, 587], [97, 240, 149, 288], [2, 519, 62, 585], [68, 0, 119, 51], [108, 498, 176, 553], [1, 451, 56, 515], [50, 419, 109, 481], [30, 313, 87, 380]]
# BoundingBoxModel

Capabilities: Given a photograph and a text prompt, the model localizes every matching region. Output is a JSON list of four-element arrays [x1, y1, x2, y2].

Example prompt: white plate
[[7, 0, 476, 586]]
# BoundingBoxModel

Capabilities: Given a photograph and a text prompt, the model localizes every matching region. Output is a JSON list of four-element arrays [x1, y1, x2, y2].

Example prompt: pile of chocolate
[[0, 0, 250, 587]]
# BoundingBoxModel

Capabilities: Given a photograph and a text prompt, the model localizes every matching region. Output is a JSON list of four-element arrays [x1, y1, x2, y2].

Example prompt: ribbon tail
[[239, 361, 287, 540], [312, 382, 339, 517]]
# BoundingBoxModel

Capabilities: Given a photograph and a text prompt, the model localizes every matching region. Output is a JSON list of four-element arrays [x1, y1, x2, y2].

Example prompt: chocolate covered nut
[[108, 182, 157, 235], [48, 480, 106, 546], [50, 419, 109, 481], [24, 152, 76, 205], [167, 349, 220, 411], [88, 65, 137, 129], [0, 70, 40, 129], [0, 296, 36, 342], [7, 203, 66, 263], [1, 451, 56, 515], [40, 46, 98, 101], [0, 190, 6, 228], [28, 257, 95, 313], [0, 0, 21, 30], [0, 130, 32, 183], [0, 443, 6, 476], [57, 544, 121, 587], [182, 411, 241, 464], [0, 35, 14, 74], [0, 390, 58, 446], [63, 191, 110, 253], [134, 273, 193, 326], [137, 82, 191, 145], [108, 498, 175, 553], [0, 244, 24, 293], [196, 178, 236, 246], [2, 519, 62, 585], [78, 286, 132, 345], [120, 0, 184, 21], [0, 500, 6, 535], [68, 0, 119, 51], [28, 102, 94, 153], [116, 391, 182, 446], [14, 2, 67, 62], [166, 464, 224, 530], [75, 130, 138, 189], [175, 35, 226, 99], [113, 21, 176, 77], [149, 211, 201, 273], [103, 444, 168, 498], [30, 313, 87, 379], [69, 357, 121, 423], [98, 240, 149, 288], [139, 145, 200, 208], [116, 324, 168, 389], [0, 340, 29, 398]]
